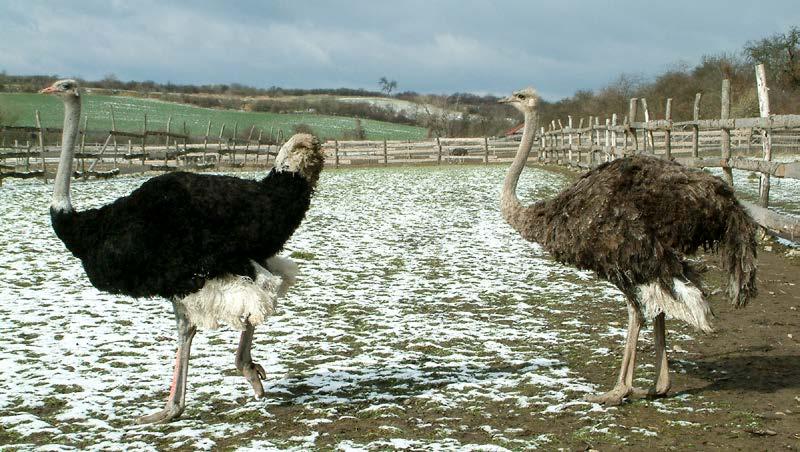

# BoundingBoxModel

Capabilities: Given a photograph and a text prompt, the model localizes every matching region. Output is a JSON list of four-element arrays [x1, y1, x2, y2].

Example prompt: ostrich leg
[[634, 313, 671, 398], [586, 300, 643, 405], [236, 321, 266, 398], [137, 309, 197, 424]]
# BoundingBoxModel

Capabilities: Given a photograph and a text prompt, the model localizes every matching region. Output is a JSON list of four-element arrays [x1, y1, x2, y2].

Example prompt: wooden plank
[[110, 130, 146, 138], [741, 200, 800, 241]]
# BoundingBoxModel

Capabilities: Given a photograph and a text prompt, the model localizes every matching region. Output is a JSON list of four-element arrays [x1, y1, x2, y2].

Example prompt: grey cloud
[[1, 0, 798, 99]]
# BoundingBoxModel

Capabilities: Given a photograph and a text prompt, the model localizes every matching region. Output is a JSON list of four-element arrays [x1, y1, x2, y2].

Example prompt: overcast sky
[[1, 1, 798, 100]]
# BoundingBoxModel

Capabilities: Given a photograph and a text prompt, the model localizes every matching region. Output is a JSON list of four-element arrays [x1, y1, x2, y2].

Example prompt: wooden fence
[[0, 110, 285, 182], [321, 137, 522, 167], [535, 64, 800, 240]]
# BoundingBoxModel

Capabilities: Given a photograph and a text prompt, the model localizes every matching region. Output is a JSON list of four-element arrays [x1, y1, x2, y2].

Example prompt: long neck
[[501, 109, 537, 232], [52, 94, 81, 212]]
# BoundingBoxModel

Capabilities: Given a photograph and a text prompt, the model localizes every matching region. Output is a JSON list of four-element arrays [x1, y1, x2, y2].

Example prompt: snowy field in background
[[1, 163, 795, 450]]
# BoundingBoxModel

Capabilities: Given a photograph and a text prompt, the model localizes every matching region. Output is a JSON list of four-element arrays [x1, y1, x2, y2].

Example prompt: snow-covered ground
[[2, 163, 792, 449]]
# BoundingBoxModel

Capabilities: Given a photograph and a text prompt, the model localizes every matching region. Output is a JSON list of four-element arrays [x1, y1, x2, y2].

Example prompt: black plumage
[[51, 170, 314, 299]]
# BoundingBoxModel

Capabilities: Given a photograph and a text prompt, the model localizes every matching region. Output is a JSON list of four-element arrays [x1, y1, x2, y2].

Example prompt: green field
[[0, 93, 427, 141]]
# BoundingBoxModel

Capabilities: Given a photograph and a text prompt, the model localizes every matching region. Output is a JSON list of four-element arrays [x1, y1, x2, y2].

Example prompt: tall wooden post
[[720, 79, 733, 186], [755, 64, 772, 207], [567, 116, 573, 162], [203, 119, 211, 164], [664, 98, 673, 160], [142, 113, 147, 166], [383, 139, 388, 165], [691, 93, 702, 158], [539, 127, 545, 160], [604, 118, 611, 162], [218, 123, 226, 154], [640, 98, 650, 153], [611, 113, 618, 159], [628, 99, 638, 153], [110, 106, 119, 166], [594, 117, 600, 163], [436, 136, 442, 164], [255, 129, 263, 164], [232, 121, 238, 164], [35, 110, 47, 183], [245, 125, 255, 163], [483, 136, 489, 164], [164, 116, 171, 166], [334, 139, 340, 168]]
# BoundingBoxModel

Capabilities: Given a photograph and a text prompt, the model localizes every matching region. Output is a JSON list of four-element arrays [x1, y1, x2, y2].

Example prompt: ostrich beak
[[40, 85, 58, 94], [498, 95, 513, 104]]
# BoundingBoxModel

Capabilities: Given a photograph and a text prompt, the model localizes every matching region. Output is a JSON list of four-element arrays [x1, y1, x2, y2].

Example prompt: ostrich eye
[[516, 94, 524, 99]]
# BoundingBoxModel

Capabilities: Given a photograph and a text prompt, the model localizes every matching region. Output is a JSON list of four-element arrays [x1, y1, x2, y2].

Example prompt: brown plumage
[[500, 87, 757, 405]]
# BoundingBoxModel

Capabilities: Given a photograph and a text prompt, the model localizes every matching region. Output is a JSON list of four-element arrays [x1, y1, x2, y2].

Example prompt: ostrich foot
[[585, 385, 633, 406], [135, 404, 184, 424], [631, 385, 670, 399], [241, 362, 267, 399]]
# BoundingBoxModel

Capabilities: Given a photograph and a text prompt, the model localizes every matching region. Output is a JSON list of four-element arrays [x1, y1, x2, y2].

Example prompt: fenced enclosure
[[534, 65, 800, 241]]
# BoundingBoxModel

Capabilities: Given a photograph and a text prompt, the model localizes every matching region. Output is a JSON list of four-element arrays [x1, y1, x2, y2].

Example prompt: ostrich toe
[[242, 362, 266, 398], [585, 385, 633, 406]]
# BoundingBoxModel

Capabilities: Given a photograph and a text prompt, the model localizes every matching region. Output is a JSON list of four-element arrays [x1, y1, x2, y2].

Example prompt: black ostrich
[[499, 87, 757, 405], [41, 80, 325, 423]]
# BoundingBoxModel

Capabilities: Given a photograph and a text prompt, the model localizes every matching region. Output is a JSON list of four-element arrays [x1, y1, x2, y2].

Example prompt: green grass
[[0, 93, 427, 141]]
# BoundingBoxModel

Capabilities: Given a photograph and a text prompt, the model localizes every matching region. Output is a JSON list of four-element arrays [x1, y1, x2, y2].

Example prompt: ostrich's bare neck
[[500, 109, 547, 242], [52, 94, 81, 212]]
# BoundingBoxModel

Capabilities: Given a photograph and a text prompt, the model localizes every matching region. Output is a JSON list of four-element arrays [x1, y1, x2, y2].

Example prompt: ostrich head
[[498, 87, 538, 114], [273, 133, 325, 187], [40, 79, 80, 99]]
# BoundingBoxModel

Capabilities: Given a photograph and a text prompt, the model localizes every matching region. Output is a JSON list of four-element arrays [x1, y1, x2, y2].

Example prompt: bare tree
[[378, 76, 398, 96]]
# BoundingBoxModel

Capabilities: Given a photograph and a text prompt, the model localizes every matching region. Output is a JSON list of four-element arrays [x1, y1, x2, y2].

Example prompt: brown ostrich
[[499, 87, 758, 405]]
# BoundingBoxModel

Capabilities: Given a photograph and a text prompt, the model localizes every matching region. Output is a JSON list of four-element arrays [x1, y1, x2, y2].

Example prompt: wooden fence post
[[232, 121, 238, 164], [628, 99, 638, 153], [255, 129, 263, 164], [35, 110, 47, 183], [436, 136, 442, 164], [245, 125, 255, 163], [692, 93, 702, 158], [755, 64, 772, 207], [110, 106, 119, 166], [664, 98, 672, 160], [80, 117, 87, 155], [611, 113, 618, 159], [218, 123, 226, 154], [720, 79, 733, 186], [604, 118, 611, 162], [142, 113, 147, 166], [335, 139, 340, 168], [383, 139, 388, 165], [483, 136, 489, 164], [594, 117, 600, 163], [203, 119, 211, 163], [164, 116, 171, 165], [539, 127, 545, 160], [640, 98, 650, 153], [567, 116, 573, 162]]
